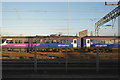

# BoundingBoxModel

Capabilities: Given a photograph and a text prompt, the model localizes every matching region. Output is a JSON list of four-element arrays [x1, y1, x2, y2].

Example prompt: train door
[[86, 39, 91, 47], [73, 39, 77, 48]]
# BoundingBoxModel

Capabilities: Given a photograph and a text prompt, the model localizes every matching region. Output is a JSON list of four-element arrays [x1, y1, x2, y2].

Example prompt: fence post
[[34, 46, 37, 72], [65, 46, 68, 72], [96, 47, 99, 73]]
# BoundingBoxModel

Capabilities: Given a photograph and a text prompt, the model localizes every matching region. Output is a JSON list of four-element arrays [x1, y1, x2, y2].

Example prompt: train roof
[[2, 36, 120, 39], [82, 36, 120, 39], [1, 35, 80, 39]]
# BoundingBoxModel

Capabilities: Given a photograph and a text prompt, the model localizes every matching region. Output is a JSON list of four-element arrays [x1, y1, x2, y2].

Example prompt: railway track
[[1, 51, 119, 60], [2, 59, 119, 70], [1, 52, 119, 80], [2, 59, 119, 80]]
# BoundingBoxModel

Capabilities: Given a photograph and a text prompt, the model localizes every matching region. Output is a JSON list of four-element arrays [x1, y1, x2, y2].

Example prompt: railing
[[32, 46, 118, 73]]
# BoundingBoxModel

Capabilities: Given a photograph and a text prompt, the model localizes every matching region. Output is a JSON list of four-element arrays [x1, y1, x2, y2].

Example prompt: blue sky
[[1, 2, 118, 36], [1, 0, 119, 2]]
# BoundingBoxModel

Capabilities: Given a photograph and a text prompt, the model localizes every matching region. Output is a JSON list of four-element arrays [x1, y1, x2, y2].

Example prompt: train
[[1, 36, 120, 52]]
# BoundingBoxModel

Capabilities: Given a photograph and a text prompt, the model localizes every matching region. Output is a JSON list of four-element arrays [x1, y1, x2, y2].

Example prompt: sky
[[1, 0, 119, 2], [1, 2, 119, 36]]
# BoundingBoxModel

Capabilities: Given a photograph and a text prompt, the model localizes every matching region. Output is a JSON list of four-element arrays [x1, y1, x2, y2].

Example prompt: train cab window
[[6, 40, 13, 44], [87, 40, 90, 44], [66, 40, 69, 44], [94, 40, 98, 44], [15, 40, 22, 44], [115, 40, 120, 44], [100, 40, 105, 44], [105, 40, 114, 44], [24, 40, 29, 44]]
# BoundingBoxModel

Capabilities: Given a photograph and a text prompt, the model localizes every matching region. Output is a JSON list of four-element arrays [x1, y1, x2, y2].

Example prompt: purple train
[[2, 36, 81, 52], [1, 36, 120, 52]]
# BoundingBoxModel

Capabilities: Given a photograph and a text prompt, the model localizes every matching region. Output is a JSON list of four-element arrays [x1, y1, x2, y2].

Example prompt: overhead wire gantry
[[95, 1, 120, 36]]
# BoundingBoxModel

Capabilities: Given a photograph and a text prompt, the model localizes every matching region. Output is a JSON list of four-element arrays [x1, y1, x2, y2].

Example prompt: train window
[[105, 40, 109, 44], [118, 40, 120, 44], [36, 40, 40, 43], [15, 40, 22, 44], [87, 40, 90, 44], [6, 40, 13, 44], [109, 40, 114, 44], [66, 40, 69, 43], [115, 40, 120, 44], [60, 40, 64, 44], [94, 40, 98, 44], [52, 40, 55, 43], [24, 40, 29, 44], [52, 40, 60, 44], [44, 40, 50, 43], [74, 40, 77, 44], [100, 40, 105, 44], [33, 40, 40, 43], [105, 40, 114, 44], [42, 40, 45, 43], [33, 40, 36, 43], [90, 40, 93, 42], [2, 40, 5, 43], [57, 40, 60, 43]]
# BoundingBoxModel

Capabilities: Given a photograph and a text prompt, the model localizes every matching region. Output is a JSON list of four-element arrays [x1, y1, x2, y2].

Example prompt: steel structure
[[95, 1, 120, 36]]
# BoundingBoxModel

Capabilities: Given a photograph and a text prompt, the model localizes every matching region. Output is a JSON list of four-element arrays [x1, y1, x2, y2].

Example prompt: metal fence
[[32, 46, 118, 73], [2, 47, 119, 79]]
